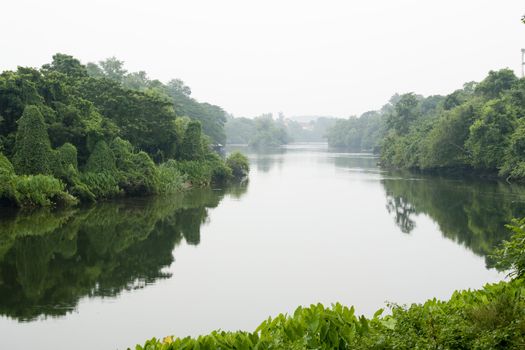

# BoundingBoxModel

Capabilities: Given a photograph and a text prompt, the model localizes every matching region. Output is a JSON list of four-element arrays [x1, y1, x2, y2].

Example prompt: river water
[[1, 143, 524, 349]]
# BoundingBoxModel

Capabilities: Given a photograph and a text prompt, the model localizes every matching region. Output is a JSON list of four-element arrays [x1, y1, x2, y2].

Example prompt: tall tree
[[41, 53, 88, 79], [99, 57, 127, 83], [12, 105, 53, 175], [386, 93, 420, 135], [180, 121, 203, 160]]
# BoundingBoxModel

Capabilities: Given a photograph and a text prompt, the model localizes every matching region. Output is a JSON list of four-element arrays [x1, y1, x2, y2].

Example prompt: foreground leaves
[[135, 278, 525, 350]]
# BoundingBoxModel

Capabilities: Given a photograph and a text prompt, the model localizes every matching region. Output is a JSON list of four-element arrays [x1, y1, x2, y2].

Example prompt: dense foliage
[[226, 152, 250, 179], [0, 54, 249, 207], [324, 69, 525, 182], [134, 218, 525, 349], [136, 281, 524, 350], [326, 69, 525, 180], [492, 217, 525, 279]]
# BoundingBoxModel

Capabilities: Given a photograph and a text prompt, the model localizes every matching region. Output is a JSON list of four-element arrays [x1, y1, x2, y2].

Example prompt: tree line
[[326, 69, 525, 181], [225, 113, 337, 147], [0, 54, 249, 208]]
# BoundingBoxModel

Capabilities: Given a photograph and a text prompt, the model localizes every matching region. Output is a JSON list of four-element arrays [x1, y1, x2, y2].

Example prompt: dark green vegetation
[[0, 54, 248, 208], [226, 152, 250, 180], [0, 186, 246, 321], [135, 219, 525, 349], [326, 69, 525, 181]]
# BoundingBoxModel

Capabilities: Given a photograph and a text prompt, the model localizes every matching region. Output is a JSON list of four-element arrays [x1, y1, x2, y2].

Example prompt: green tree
[[419, 103, 477, 169], [86, 62, 105, 78], [12, 105, 53, 175], [180, 121, 204, 160], [386, 93, 420, 135], [98, 57, 127, 82], [465, 98, 516, 169], [475, 69, 518, 99], [41, 53, 88, 79], [492, 217, 525, 278], [85, 140, 117, 173], [226, 152, 250, 179]]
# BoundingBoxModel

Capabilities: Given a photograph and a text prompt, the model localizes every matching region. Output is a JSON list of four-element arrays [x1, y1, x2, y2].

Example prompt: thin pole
[[522, 49, 525, 78]]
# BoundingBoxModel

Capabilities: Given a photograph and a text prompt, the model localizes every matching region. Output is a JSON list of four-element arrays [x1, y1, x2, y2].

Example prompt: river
[[1, 143, 523, 349]]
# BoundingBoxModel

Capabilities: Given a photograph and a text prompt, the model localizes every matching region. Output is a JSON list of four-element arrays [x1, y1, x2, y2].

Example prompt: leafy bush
[[0, 153, 17, 205], [491, 217, 525, 279], [136, 279, 525, 350], [121, 151, 160, 195], [0, 152, 15, 176], [14, 175, 77, 207], [226, 151, 250, 179], [157, 160, 187, 194], [85, 140, 117, 173], [206, 152, 232, 183], [110, 138, 161, 195], [80, 171, 121, 199], [51, 142, 78, 178], [174, 160, 213, 186], [179, 120, 204, 160]]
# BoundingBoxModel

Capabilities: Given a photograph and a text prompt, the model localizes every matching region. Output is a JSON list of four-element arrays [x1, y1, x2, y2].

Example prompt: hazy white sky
[[1, 0, 523, 118]]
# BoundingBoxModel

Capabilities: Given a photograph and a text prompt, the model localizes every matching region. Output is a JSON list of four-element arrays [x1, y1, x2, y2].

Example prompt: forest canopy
[[0, 54, 248, 208]]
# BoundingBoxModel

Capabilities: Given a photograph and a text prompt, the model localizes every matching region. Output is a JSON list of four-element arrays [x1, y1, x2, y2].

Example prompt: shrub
[[51, 143, 78, 176], [226, 151, 250, 179], [179, 120, 204, 160], [174, 160, 213, 186], [136, 279, 525, 350], [14, 175, 77, 207], [109, 138, 160, 195], [85, 140, 117, 173], [80, 171, 121, 199], [110, 137, 135, 171], [157, 160, 187, 194], [12, 105, 53, 175], [0, 152, 15, 176], [0, 153, 17, 205], [206, 152, 232, 183], [122, 151, 160, 195], [491, 217, 525, 279]]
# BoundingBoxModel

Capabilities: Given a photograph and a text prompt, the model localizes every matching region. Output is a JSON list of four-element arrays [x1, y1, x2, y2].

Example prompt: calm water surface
[[1, 143, 525, 349]]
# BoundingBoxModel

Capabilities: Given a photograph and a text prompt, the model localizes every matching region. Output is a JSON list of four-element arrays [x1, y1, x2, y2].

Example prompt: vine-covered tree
[[180, 120, 204, 160], [12, 105, 53, 175]]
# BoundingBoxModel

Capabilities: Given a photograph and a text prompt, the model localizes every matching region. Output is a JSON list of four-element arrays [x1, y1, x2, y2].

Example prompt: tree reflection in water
[[0, 185, 247, 321], [382, 175, 525, 265]]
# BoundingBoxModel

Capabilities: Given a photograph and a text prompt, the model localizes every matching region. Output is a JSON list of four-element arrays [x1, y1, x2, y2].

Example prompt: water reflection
[[381, 175, 525, 265], [0, 185, 247, 321], [325, 153, 379, 173]]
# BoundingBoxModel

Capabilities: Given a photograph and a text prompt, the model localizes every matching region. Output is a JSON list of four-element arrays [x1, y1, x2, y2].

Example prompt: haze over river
[[1, 143, 523, 349]]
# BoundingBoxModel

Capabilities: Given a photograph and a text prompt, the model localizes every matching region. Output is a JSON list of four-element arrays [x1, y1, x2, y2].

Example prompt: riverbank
[[0, 150, 249, 209]]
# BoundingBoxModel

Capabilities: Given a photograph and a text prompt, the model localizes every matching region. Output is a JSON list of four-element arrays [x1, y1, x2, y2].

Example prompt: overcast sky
[[1, 0, 524, 118]]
